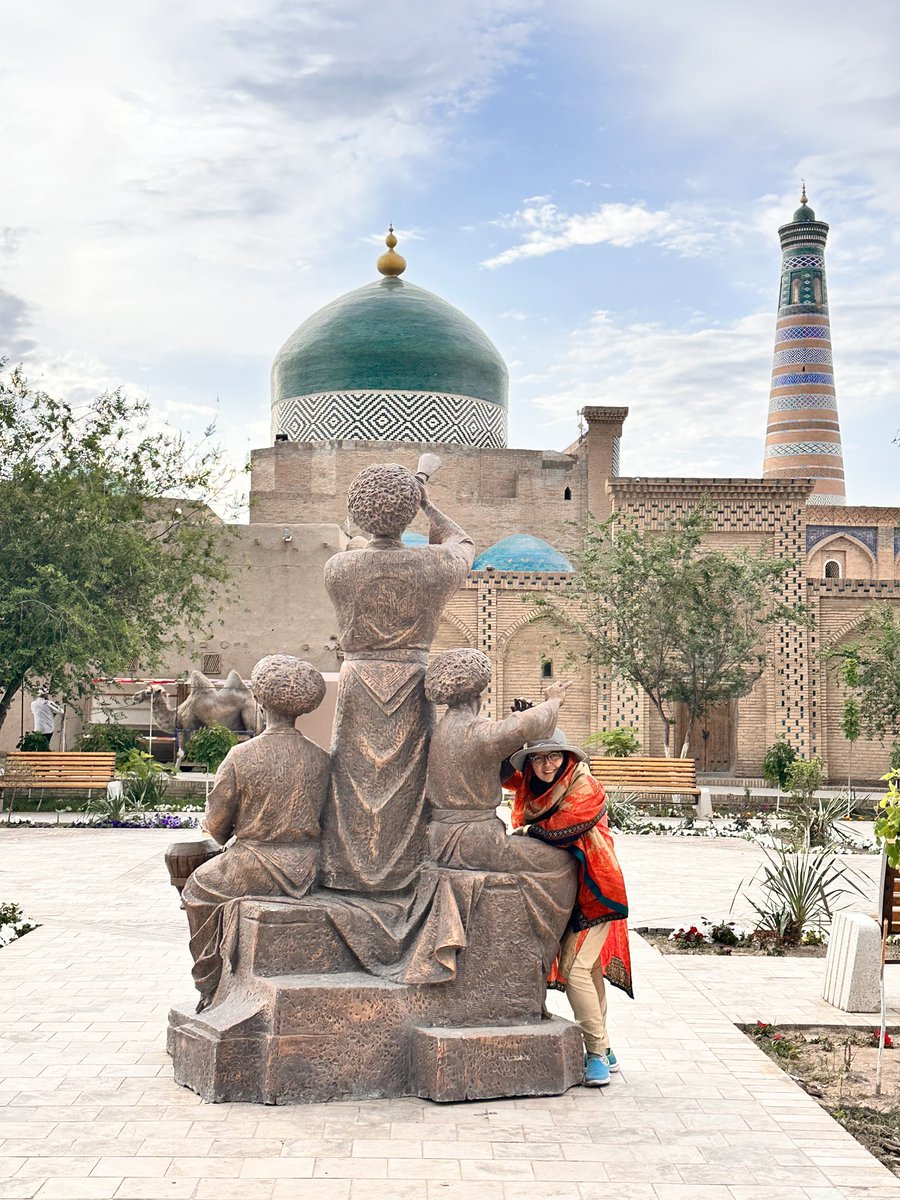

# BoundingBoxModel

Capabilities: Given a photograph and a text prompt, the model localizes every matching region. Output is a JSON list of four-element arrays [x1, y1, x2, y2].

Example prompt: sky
[[2, 0, 899, 513]]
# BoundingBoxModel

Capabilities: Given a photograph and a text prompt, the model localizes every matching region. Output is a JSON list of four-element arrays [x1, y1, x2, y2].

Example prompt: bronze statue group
[[182, 459, 631, 1091]]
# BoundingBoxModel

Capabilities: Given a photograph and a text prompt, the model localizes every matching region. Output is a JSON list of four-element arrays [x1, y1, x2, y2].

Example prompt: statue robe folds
[[426, 702, 578, 975], [182, 728, 329, 1006], [321, 524, 475, 893]]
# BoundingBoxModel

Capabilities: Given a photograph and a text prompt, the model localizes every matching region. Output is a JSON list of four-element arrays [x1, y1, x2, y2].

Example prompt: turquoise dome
[[472, 535, 575, 573], [793, 202, 816, 223], [272, 278, 508, 409]]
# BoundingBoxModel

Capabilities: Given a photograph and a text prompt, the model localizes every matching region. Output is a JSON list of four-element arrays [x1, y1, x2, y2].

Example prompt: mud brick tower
[[763, 186, 846, 504]]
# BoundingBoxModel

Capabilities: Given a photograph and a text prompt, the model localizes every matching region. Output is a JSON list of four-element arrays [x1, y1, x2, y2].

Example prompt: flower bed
[[745, 1021, 900, 1177], [0, 902, 39, 947]]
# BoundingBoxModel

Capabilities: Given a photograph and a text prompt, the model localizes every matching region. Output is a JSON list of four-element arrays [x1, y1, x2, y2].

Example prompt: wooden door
[[674, 702, 734, 773]]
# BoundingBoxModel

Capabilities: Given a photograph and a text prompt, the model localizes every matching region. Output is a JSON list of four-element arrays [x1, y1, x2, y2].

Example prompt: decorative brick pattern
[[765, 201, 845, 502], [768, 392, 838, 411], [773, 347, 833, 367], [775, 324, 831, 341], [766, 440, 843, 457]]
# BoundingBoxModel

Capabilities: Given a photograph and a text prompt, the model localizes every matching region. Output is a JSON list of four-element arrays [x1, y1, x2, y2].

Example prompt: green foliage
[[840, 697, 861, 745], [15, 731, 50, 751], [751, 1021, 799, 1059], [784, 790, 851, 851], [0, 900, 38, 944], [0, 363, 236, 733], [534, 509, 803, 757], [874, 770, 900, 868], [78, 723, 141, 768], [604, 787, 643, 832], [763, 740, 797, 791], [740, 846, 864, 945], [834, 605, 900, 746], [584, 727, 641, 757], [183, 723, 238, 772], [117, 749, 173, 808], [706, 919, 740, 946], [787, 756, 825, 805]]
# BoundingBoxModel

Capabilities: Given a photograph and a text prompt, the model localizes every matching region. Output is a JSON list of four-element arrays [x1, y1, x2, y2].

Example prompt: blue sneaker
[[583, 1053, 611, 1087], [605, 1048, 620, 1073]]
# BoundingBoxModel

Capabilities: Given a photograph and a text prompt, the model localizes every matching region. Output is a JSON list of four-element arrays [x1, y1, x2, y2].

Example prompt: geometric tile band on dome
[[764, 441, 843, 457], [768, 393, 838, 411], [272, 390, 507, 449], [773, 348, 833, 367], [775, 325, 831, 341]]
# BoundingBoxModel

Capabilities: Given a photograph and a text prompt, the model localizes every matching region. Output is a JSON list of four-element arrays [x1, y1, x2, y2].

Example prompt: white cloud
[[482, 198, 715, 268], [1, 1, 539, 359]]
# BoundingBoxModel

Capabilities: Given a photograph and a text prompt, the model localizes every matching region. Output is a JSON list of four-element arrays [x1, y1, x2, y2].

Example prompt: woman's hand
[[543, 679, 572, 704], [510, 824, 531, 836]]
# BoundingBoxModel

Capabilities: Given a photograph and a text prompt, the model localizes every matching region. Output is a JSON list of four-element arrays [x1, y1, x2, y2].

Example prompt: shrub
[[706, 919, 740, 946], [182, 724, 238, 772], [605, 787, 643, 832], [16, 732, 50, 751], [117, 749, 174, 809], [763, 740, 797, 791], [874, 769, 900, 867], [0, 901, 39, 946], [585, 727, 641, 758], [79, 723, 141, 768], [740, 846, 864, 946]]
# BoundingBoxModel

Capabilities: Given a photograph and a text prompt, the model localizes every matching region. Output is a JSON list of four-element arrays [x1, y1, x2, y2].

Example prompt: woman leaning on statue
[[502, 721, 633, 1089]]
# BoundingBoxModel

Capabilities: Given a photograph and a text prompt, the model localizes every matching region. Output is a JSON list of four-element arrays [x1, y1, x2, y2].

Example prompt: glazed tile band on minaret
[[762, 185, 845, 504]]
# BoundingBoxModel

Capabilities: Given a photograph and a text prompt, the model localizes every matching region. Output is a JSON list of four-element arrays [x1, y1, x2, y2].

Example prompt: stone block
[[695, 788, 714, 820], [411, 1018, 584, 1102], [237, 900, 358, 976], [822, 910, 881, 1012]]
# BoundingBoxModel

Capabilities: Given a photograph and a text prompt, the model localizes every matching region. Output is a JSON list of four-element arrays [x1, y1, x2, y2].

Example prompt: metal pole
[[876, 918, 889, 1097]]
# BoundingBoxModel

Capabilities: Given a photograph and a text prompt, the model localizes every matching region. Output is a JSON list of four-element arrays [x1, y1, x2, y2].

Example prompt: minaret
[[762, 185, 845, 504]]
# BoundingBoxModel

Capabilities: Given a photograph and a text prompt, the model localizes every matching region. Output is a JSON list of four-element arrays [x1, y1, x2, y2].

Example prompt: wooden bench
[[589, 755, 710, 815], [879, 859, 900, 966], [0, 752, 116, 811]]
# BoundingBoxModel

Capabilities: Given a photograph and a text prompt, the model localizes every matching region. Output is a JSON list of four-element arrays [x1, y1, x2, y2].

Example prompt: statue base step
[[169, 875, 584, 1103]]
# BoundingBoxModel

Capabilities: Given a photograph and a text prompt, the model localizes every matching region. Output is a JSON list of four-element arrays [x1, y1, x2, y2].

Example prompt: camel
[[131, 671, 263, 762]]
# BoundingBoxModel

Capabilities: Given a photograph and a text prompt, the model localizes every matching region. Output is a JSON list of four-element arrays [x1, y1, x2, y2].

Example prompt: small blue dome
[[401, 531, 429, 547], [472, 534, 574, 572]]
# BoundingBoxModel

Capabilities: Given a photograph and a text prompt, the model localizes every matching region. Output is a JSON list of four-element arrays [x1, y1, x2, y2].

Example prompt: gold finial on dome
[[377, 224, 407, 277], [800, 179, 808, 204]]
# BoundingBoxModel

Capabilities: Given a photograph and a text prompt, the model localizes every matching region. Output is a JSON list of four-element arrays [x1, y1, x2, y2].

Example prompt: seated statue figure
[[182, 654, 329, 1010], [424, 648, 578, 975]]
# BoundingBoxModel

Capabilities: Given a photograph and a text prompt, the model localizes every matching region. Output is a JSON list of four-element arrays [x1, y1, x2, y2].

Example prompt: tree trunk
[[0, 675, 26, 732]]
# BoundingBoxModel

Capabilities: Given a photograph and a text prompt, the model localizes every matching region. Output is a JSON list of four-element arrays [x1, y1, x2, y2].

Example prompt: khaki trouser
[[559, 922, 611, 1056]]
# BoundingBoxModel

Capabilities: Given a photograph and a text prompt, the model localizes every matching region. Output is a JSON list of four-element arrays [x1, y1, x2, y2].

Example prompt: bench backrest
[[4, 752, 116, 784], [589, 755, 698, 788], [880, 857, 900, 937]]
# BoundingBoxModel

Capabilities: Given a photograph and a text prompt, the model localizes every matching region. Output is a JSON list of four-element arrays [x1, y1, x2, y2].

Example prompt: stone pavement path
[[0, 827, 898, 1199]]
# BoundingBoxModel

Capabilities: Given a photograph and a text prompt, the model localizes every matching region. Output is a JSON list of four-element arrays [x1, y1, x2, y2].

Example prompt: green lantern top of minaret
[[792, 181, 816, 223]]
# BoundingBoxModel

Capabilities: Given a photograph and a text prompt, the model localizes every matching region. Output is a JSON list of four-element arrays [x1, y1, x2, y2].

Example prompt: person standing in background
[[30, 689, 62, 749]]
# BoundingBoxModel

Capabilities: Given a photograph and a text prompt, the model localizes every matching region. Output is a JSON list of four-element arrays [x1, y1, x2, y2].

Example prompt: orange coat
[[508, 758, 633, 997]]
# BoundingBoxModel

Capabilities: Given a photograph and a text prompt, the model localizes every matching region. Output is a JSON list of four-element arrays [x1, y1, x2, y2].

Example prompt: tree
[[536, 509, 804, 757], [834, 604, 900, 760], [0, 363, 235, 731]]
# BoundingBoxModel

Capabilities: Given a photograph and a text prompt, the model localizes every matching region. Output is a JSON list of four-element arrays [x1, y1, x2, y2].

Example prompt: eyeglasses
[[529, 752, 565, 767]]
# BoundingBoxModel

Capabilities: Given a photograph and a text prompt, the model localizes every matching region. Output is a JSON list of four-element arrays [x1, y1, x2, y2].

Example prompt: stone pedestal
[[169, 872, 584, 1103], [822, 910, 881, 1012]]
